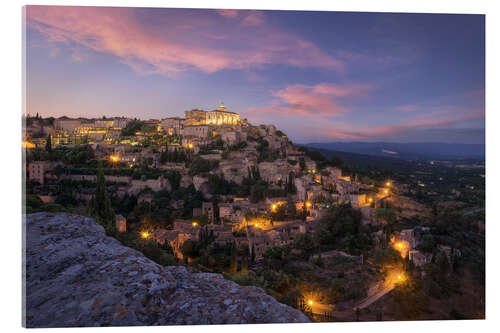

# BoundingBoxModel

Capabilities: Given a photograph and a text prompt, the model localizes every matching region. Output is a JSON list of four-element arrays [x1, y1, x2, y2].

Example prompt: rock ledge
[[24, 213, 309, 327]]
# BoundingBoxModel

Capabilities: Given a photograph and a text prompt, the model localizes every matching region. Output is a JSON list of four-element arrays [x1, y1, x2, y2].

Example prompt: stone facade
[[184, 104, 240, 127], [182, 125, 211, 138], [28, 161, 57, 185], [160, 117, 184, 135], [115, 215, 126, 232], [128, 176, 171, 195], [54, 118, 82, 133]]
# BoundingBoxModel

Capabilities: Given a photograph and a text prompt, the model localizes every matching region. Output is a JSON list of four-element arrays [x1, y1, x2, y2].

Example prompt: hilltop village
[[24, 105, 485, 322]]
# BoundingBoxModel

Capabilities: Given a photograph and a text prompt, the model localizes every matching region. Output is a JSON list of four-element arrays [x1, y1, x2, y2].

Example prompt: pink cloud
[[216, 9, 264, 26], [317, 108, 485, 140], [215, 9, 239, 18], [26, 6, 343, 75], [244, 83, 374, 118], [242, 11, 264, 26]]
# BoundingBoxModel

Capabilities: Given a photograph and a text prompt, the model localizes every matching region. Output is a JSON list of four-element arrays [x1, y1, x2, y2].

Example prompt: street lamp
[[140, 231, 150, 239], [394, 272, 406, 284]]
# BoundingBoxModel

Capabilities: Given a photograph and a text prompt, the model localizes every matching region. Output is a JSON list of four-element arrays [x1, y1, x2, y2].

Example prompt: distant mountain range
[[304, 142, 485, 161]]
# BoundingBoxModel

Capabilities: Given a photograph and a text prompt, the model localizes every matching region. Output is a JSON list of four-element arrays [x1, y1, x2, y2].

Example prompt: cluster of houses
[[24, 103, 245, 148], [119, 212, 313, 261], [26, 106, 399, 263], [389, 228, 461, 268], [28, 108, 373, 213]]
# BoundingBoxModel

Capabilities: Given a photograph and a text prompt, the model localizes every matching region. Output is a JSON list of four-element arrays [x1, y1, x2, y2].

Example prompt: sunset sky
[[24, 6, 485, 144]]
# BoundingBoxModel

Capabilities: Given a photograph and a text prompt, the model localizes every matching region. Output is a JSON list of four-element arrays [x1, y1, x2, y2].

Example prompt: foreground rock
[[23, 213, 309, 327]]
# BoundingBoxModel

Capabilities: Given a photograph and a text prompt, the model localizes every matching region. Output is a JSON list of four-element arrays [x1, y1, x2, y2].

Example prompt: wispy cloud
[[215, 9, 239, 18], [316, 108, 485, 141], [241, 11, 265, 26], [243, 82, 374, 118], [26, 6, 344, 76]]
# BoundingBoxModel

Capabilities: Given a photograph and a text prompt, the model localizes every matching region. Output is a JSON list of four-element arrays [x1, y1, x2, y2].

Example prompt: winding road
[[309, 271, 403, 318], [355, 285, 394, 309]]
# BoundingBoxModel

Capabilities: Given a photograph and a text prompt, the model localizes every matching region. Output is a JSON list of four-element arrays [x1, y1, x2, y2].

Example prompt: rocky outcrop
[[23, 213, 309, 327]]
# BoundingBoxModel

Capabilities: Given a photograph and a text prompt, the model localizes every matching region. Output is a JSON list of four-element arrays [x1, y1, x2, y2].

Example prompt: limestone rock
[[23, 213, 309, 327]]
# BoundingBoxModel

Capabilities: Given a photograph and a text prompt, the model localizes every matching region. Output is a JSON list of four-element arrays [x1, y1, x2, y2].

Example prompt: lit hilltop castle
[[185, 103, 241, 126]]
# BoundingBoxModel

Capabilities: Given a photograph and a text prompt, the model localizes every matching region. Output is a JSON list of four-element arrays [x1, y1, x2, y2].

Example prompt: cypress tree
[[45, 134, 52, 152], [89, 162, 115, 233], [302, 193, 308, 218], [241, 254, 248, 272], [229, 242, 238, 273]]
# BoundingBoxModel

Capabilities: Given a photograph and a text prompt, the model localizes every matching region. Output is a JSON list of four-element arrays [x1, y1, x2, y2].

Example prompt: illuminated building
[[54, 118, 82, 133], [184, 104, 240, 126], [161, 117, 185, 135], [22, 141, 36, 149]]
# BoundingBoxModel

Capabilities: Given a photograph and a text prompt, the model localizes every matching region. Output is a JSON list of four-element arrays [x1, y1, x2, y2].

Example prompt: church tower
[[218, 103, 227, 112]]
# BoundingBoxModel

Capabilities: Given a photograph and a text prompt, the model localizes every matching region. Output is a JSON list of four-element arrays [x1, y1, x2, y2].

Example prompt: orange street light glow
[[192, 222, 198, 227], [271, 204, 277, 212], [109, 154, 120, 163], [22, 141, 36, 149], [394, 272, 406, 283], [386, 182, 392, 187], [187, 143, 194, 149], [308, 300, 313, 306], [305, 201, 312, 208], [140, 231, 150, 239], [396, 273, 407, 283]]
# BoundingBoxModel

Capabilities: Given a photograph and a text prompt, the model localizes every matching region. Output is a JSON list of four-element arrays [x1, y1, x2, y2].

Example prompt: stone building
[[184, 104, 240, 126], [54, 118, 82, 133], [182, 125, 211, 138], [173, 219, 201, 239], [28, 161, 57, 185], [112, 117, 132, 129], [409, 250, 431, 267], [115, 215, 127, 233], [343, 193, 368, 207], [399, 229, 418, 249], [206, 224, 234, 245], [202, 202, 215, 223], [219, 203, 234, 221], [161, 117, 185, 135], [127, 176, 171, 195]]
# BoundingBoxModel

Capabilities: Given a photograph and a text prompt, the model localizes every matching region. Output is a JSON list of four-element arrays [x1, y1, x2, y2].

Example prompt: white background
[[1, 0, 498, 332]]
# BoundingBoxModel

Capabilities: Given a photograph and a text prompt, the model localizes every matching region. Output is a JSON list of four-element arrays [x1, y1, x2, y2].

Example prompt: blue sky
[[25, 6, 485, 143]]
